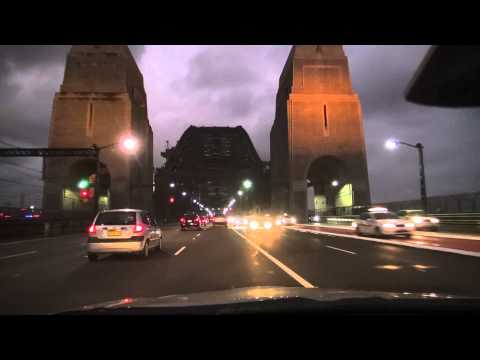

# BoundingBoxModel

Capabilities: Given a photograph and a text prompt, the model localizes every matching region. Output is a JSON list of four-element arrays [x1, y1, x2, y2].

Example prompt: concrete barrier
[[1, 219, 91, 241]]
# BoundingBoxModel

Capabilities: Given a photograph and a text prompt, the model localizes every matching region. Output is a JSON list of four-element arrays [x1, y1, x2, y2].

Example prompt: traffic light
[[80, 189, 90, 199], [79, 188, 94, 200], [169, 196, 175, 204], [77, 178, 90, 189]]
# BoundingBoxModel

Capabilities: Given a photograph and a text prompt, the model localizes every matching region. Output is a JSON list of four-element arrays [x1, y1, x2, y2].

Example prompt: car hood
[[68, 286, 463, 312]]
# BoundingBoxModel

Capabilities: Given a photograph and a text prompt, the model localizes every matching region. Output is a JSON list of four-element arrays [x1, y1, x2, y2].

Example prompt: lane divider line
[[299, 223, 480, 241], [288, 228, 480, 258], [0, 250, 38, 260], [232, 228, 315, 288], [325, 245, 356, 255], [174, 246, 187, 256], [0, 236, 61, 246]]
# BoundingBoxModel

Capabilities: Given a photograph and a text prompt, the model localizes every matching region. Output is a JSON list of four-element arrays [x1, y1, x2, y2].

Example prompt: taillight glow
[[135, 224, 144, 232], [180, 217, 186, 223], [88, 225, 96, 234]]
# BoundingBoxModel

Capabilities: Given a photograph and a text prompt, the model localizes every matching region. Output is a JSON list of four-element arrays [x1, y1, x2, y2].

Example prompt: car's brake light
[[135, 224, 144, 233], [88, 225, 96, 234], [180, 217, 186, 223]]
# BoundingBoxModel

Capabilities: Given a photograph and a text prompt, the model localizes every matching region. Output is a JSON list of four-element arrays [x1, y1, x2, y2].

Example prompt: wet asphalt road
[[1, 224, 479, 314]]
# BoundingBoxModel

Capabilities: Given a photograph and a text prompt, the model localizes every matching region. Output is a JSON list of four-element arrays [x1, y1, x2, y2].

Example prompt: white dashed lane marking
[[0, 250, 38, 260], [325, 245, 356, 255], [174, 246, 187, 256], [232, 229, 315, 288]]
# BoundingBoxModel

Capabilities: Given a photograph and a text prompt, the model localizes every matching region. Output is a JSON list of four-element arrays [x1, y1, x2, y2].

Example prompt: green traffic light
[[242, 179, 252, 189], [77, 179, 90, 189]]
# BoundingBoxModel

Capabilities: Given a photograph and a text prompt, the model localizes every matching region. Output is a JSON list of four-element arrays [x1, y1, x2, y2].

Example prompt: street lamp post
[[417, 142, 427, 212], [92, 136, 139, 214], [92, 144, 102, 215], [385, 138, 428, 211], [242, 179, 253, 213]]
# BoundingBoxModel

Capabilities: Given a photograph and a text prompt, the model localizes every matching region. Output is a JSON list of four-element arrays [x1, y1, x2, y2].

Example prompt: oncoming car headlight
[[431, 218, 440, 224], [412, 217, 423, 224], [312, 215, 320, 222], [263, 221, 272, 230], [382, 223, 395, 228], [291, 217, 297, 224], [405, 223, 415, 228], [351, 222, 358, 228], [275, 219, 282, 226], [249, 221, 259, 230]]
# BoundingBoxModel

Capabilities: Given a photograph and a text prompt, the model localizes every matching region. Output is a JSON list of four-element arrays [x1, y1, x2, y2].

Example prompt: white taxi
[[398, 209, 440, 231], [354, 207, 415, 238]]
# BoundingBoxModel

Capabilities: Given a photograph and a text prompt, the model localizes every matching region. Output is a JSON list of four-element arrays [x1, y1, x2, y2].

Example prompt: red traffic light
[[79, 189, 93, 199], [169, 196, 175, 204]]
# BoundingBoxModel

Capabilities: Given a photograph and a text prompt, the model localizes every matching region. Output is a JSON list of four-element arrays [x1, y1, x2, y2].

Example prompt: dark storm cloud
[[215, 89, 255, 118], [184, 47, 259, 90], [0, 45, 69, 79]]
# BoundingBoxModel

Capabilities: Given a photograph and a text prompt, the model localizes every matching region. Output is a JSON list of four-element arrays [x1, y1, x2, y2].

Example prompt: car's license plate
[[108, 230, 121, 236]]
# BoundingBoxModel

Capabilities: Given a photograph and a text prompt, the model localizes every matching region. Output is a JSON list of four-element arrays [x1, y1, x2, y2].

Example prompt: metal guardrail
[[323, 213, 480, 227], [428, 213, 480, 225]]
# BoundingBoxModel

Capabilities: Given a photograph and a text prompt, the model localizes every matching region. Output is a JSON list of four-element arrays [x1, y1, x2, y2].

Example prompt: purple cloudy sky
[[0, 45, 479, 207]]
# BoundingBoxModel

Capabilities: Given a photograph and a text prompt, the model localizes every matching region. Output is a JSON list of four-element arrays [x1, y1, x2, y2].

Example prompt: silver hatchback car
[[87, 209, 163, 261]]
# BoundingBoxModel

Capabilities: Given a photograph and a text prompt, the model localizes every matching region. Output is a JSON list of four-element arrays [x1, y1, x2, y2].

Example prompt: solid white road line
[[232, 228, 315, 288], [0, 250, 38, 260], [299, 223, 480, 241], [174, 246, 186, 256], [288, 228, 480, 258], [325, 245, 356, 255], [415, 231, 480, 241]]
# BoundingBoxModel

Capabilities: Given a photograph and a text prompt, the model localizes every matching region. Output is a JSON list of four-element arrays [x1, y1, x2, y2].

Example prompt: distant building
[[42, 45, 153, 213], [154, 126, 268, 221]]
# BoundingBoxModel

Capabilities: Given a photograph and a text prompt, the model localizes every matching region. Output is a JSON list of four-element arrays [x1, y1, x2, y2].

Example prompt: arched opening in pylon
[[61, 159, 111, 211], [305, 156, 353, 216]]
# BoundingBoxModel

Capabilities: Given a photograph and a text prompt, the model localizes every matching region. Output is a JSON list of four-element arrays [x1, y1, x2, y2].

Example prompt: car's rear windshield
[[95, 212, 137, 225], [372, 212, 399, 220], [184, 212, 198, 218]]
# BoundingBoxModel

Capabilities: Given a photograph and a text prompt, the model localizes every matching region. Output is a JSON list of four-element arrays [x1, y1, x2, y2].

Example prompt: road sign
[[0, 148, 98, 157]]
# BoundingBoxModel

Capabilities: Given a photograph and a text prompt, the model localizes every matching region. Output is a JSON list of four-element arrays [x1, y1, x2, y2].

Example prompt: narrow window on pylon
[[323, 104, 329, 136], [324, 105, 328, 129], [87, 103, 94, 136]]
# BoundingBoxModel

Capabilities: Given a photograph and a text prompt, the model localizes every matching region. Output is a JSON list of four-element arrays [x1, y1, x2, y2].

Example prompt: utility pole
[[417, 142, 428, 212]]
